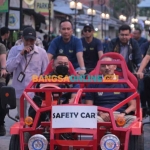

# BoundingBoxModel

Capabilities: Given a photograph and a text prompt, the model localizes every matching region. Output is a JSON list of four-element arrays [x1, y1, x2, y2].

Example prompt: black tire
[[24, 132, 31, 150], [9, 133, 31, 150], [128, 134, 144, 150], [9, 135, 20, 150]]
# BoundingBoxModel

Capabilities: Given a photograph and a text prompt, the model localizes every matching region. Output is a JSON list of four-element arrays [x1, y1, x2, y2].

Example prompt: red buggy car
[[0, 53, 143, 150]]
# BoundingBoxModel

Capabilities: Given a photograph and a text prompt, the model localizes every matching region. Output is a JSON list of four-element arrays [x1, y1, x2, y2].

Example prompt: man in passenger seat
[[85, 57, 136, 128]]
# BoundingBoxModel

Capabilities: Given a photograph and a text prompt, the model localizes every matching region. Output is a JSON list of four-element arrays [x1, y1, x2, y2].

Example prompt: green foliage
[[109, 0, 140, 19]]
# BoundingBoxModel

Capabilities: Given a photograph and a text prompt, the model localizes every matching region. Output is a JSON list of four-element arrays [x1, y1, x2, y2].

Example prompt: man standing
[[6, 27, 49, 118], [47, 20, 86, 75], [81, 24, 103, 73], [132, 28, 147, 47], [137, 43, 150, 113], [0, 43, 7, 136], [0, 27, 10, 48], [0, 27, 11, 85], [107, 24, 142, 73]]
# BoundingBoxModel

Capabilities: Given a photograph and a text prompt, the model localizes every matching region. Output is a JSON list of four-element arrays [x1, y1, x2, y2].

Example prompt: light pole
[[87, 8, 96, 24], [49, 0, 51, 35], [70, 0, 82, 35], [145, 19, 150, 31], [49, 0, 55, 37], [131, 18, 138, 28], [87, 0, 96, 23], [101, 12, 110, 39], [131, 0, 138, 27], [119, 15, 127, 23]]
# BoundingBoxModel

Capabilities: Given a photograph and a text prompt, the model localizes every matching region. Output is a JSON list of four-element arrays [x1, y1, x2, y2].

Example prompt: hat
[[23, 27, 36, 40], [83, 24, 94, 30]]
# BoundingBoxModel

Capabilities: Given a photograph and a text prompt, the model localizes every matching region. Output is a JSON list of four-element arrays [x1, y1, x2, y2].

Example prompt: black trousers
[[140, 76, 150, 108], [5, 74, 11, 85], [0, 82, 7, 125]]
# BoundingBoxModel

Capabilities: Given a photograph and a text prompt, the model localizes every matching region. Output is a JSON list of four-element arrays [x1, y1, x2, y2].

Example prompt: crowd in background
[[1, 20, 150, 136]]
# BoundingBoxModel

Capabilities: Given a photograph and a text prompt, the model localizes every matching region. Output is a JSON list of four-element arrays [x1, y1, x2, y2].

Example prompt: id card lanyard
[[17, 53, 34, 82]]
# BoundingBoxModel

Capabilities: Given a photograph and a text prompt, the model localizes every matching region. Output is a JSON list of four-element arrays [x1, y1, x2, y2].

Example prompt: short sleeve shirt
[[85, 83, 133, 112], [47, 36, 83, 69], [0, 43, 7, 83], [81, 37, 103, 69], [146, 44, 150, 55]]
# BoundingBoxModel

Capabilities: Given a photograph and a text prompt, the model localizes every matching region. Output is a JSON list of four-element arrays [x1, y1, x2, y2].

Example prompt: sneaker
[[0, 125, 6, 136]]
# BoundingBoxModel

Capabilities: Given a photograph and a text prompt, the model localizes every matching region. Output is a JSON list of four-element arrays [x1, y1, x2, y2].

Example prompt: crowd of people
[[0, 19, 150, 136]]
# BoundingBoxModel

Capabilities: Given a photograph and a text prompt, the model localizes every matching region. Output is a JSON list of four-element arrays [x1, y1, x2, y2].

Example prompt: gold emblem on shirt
[[90, 48, 94, 50], [114, 92, 120, 94], [69, 50, 73, 53]]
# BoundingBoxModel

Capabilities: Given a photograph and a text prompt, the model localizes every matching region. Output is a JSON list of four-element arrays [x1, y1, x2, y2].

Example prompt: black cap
[[22, 27, 36, 40], [83, 24, 94, 30]]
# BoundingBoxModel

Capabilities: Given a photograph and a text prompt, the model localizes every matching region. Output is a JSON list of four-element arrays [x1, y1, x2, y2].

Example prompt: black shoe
[[0, 125, 6, 136], [15, 115, 19, 120], [142, 107, 147, 118]]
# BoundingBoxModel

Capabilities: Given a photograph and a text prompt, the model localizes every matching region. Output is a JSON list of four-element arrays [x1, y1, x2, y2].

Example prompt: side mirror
[[0, 86, 16, 110]]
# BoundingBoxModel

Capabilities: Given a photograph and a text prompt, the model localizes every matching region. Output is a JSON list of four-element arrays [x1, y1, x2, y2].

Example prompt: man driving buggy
[[85, 57, 136, 128], [28, 54, 80, 119]]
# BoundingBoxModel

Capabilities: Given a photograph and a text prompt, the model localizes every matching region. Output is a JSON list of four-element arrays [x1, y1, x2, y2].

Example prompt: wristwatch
[[80, 67, 86, 70], [1, 67, 6, 70]]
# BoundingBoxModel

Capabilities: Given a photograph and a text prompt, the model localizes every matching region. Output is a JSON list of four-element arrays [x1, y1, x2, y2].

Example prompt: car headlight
[[100, 134, 120, 150], [28, 134, 48, 150]]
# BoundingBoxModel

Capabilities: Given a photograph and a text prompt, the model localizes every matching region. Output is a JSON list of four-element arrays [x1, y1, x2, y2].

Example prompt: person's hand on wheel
[[99, 112, 110, 122]]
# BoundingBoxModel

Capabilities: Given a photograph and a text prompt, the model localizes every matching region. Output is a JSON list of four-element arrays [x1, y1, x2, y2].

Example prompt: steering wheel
[[40, 83, 61, 89], [39, 84, 62, 104], [39, 83, 73, 105]]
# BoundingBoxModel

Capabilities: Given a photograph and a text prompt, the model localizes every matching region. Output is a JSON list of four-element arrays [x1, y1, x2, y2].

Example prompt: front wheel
[[128, 134, 144, 150], [9, 135, 20, 150], [9, 133, 30, 150]]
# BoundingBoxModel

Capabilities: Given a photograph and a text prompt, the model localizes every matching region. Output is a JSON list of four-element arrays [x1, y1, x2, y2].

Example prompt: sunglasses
[[84, 29, 92, 33]]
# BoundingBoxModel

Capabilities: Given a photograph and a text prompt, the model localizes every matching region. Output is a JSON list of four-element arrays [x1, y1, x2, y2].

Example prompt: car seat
[[89, 52, 138, 89]]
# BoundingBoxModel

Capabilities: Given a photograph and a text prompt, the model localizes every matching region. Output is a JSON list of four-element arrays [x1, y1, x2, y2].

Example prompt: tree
[[109, 0, 140, 19]]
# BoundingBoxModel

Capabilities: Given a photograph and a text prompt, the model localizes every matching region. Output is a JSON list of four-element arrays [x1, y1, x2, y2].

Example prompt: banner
[[23, 0, 35, 9], [35, 0, 54, 17], [52, 106, 97, 129], [0, 13, 5, 28], [0, 0, 8, 12], [8, 10, 20, 29], [10, 0, 20, 8]]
